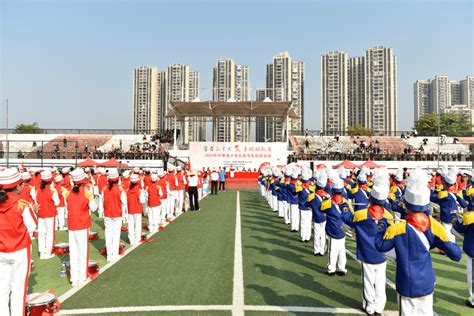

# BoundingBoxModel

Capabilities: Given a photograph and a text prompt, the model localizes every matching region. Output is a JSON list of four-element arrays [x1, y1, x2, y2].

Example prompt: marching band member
[[121, 170, 131, 191], [308, 171, 330, 255], [61, 167, 73, 191], [166, 165, 178, 215], [0, 168, 37, 316], [453, 175, 474, 308], [96, 168, 108, 218], [430, 167, 468, 244], [270, 169, 279, 213], [53, 175, 68, 231], [126, 174, 146, 245], [20, 172, 36, 205], [66, 168, 97, 286], [145, 173, 163, 233], [390, 169, 405, 202], [376, 168, 462, 315], [297, 168, 313, 243], [158, 170, 171, 220], [288, 168, 300, 232], [102, 168, 127, 261], [341, 169, 393, 316], [36, 170, 60, 259], [282, 166, 292, 225], [347, 170, 370, 211], [322, 177, 350, 276], [176, 166, 187, 215]]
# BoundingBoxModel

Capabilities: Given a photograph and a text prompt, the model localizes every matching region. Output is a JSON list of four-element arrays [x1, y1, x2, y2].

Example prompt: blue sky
[[1, 0, 473, 131]]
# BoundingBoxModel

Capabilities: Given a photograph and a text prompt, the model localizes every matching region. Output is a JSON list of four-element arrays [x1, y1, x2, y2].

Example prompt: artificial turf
[[240, 190, 398, 311], [62, 191, 237, 309]]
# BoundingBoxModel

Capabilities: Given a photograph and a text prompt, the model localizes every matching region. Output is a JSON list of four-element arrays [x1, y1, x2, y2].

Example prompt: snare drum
[[53, 242, 69, 256], [88, 231, 98, 240], [88, 259, 99, 275], [25, 292, 59, 316]]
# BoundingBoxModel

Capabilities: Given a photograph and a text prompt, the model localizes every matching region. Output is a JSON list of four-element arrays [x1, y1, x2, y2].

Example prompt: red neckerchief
[[360, 184, 368, 191], [368, 204, 384, 221], [316, 189, 329, 198], [332, 194, 343, 205], [302, 182, 310, 189], [397, 182, 404, 188], [327, 179, 332, 187], [284, 177, 290, 183], [447, 185, 457, 193], [291, 179, 297, 185], [405, 212, 430, 232]]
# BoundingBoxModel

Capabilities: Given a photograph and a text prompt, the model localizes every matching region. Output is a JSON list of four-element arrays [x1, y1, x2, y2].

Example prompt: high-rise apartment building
[[212, 59, 250, 142], [321, 46, 397, 135], [321, 51, 349, 134], [161, 64, 204, 143], [256, 52, 304, 142], [413, 75, 474, 122], [132, 66, 159, 133], [365, 46, 397, 135]]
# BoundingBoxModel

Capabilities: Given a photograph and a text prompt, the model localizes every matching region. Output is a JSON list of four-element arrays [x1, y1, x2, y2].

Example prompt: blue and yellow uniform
[[348, 183, 371, 211], [430, 188, 468, 224]]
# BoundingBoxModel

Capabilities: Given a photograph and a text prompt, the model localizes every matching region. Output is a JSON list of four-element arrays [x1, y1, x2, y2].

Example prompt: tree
[[347, 124, 373, 136], [414, 113, 473, 136], [15, 122, 42, 134]]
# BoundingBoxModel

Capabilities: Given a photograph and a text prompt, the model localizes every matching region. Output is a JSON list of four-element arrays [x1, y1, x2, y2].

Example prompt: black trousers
[[219, 181, 226, 191], [211, 181, 218, 194], [188, 186, 199, 210]]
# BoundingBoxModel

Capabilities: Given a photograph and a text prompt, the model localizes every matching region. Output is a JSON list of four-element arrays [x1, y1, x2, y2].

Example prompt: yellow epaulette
[[366, 187, 372, 193], [467, 188, 474, 197], [309, 184, 316, 192], [297, 180, 302, 186], [85, 189, 94, 201], [463, 212, 474, 226], [307, 193, 315, 203], [390, 186, 398, 194], [383, 221, 406, 240], [351, 186, 359, 194], [64, 191, 70, 199], [270, 179, 274, 184], [345, 184, 351, 190], [388, 193, 396, 201], [429, 217, 449, 242], [383, 209, 394, 221], [296, 185, 302, 193], [436, 184, 444, 191], [17, 199, 31, 212], [353, 209, 367, 222], [437, 191, 448, 199], [321, 199, 332, 211]]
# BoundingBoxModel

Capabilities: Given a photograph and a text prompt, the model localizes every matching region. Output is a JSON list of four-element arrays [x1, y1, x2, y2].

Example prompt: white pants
[[128, 214, 142, 245], [442, 222, 455, 243], [160, 198, 170, 219], [69, 229, 89, 284], [284, 201, 290, 224], [38, 217, 55, 258], [104, 217, 122, 260], [327, 236, 346, 273], [467, 255, 474, 305], [362, 261, 387, 314], [400, 294, 433, 316], [147, 206, 160, 233], [271, 196, 278, 212], [56, 207, 66, 230], [0, 247, 31, 316], [300, 210, 312, 241], [176, 189, 185, 215], [169, 190, 177, 217], [290, 204, 300, 231], [313, 221, 327, 255], [98, 195, 104, 218], [198, 188, 202, 200]]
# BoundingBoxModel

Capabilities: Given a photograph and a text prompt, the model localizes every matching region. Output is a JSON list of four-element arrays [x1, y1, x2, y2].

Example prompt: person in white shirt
[[210, 168, 219, 195], [187, 170, 200, 211]]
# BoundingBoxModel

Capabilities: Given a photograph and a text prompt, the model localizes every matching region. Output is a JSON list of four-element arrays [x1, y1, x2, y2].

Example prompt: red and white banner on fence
[[189, 142, 288, 170]]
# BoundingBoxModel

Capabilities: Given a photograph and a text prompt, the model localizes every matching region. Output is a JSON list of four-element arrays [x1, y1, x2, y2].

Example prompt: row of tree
[[12, 113, 474, 137]]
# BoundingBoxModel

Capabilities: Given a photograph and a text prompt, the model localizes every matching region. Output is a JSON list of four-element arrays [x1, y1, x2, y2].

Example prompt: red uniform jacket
[[103, 185, 124, 218], [166, 173, 177, 191], [158, 178, 168, 200], [54, 183, 66, 207], [20, 184, 35, 204], [147, 183, 161, 207], [0, 194, 32, 252], [66, 188, 93, 231], [36, 186, 58, 218], [126, 186, 143, 215], [176, 172, 185, 190]]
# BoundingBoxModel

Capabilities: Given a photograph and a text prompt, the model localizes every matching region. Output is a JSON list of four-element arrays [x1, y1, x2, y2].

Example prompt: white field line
[[58, 206, 187, 303], [232, 191, 244, 316], [59, 304, 399, 315]]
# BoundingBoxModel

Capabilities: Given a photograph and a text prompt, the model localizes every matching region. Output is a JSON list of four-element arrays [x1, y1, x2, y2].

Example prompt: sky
[[1, 0, 473, 132]]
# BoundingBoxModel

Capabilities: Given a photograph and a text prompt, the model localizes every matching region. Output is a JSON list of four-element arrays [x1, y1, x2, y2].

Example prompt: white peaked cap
[[21, 172, 32, 180], [313, 169, 320, 179], [130, 174, 140, 183], [357, 171, 367, 182], [151, 174, 158, 182], [317, 171, 328, 188], [371, 183, 390, 201], [338, 167, 349, 179], [71, 168, 87, 184], [331, 177, 344, 190], [301, 168, 312, 181], [41, 170, 53, 181], [168, 164, 176, 171], [395, 168, 404, 182], [54, 175, 63, 182], [107, 168, 119, 180], [284, 165, 293, 176], [272, 167, 279, 177], [327, 169, 339, 182], [291, 167, 300, 179], [373, 168, 390, 185], [441, 165, 449, 177], [98, 167, 106, 174], [177, 166, 182, 171], [403, 168, 431, 211], [445, 168, 458, 185], [122, 170, 130, 178], [62, 167, 70, 174]]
